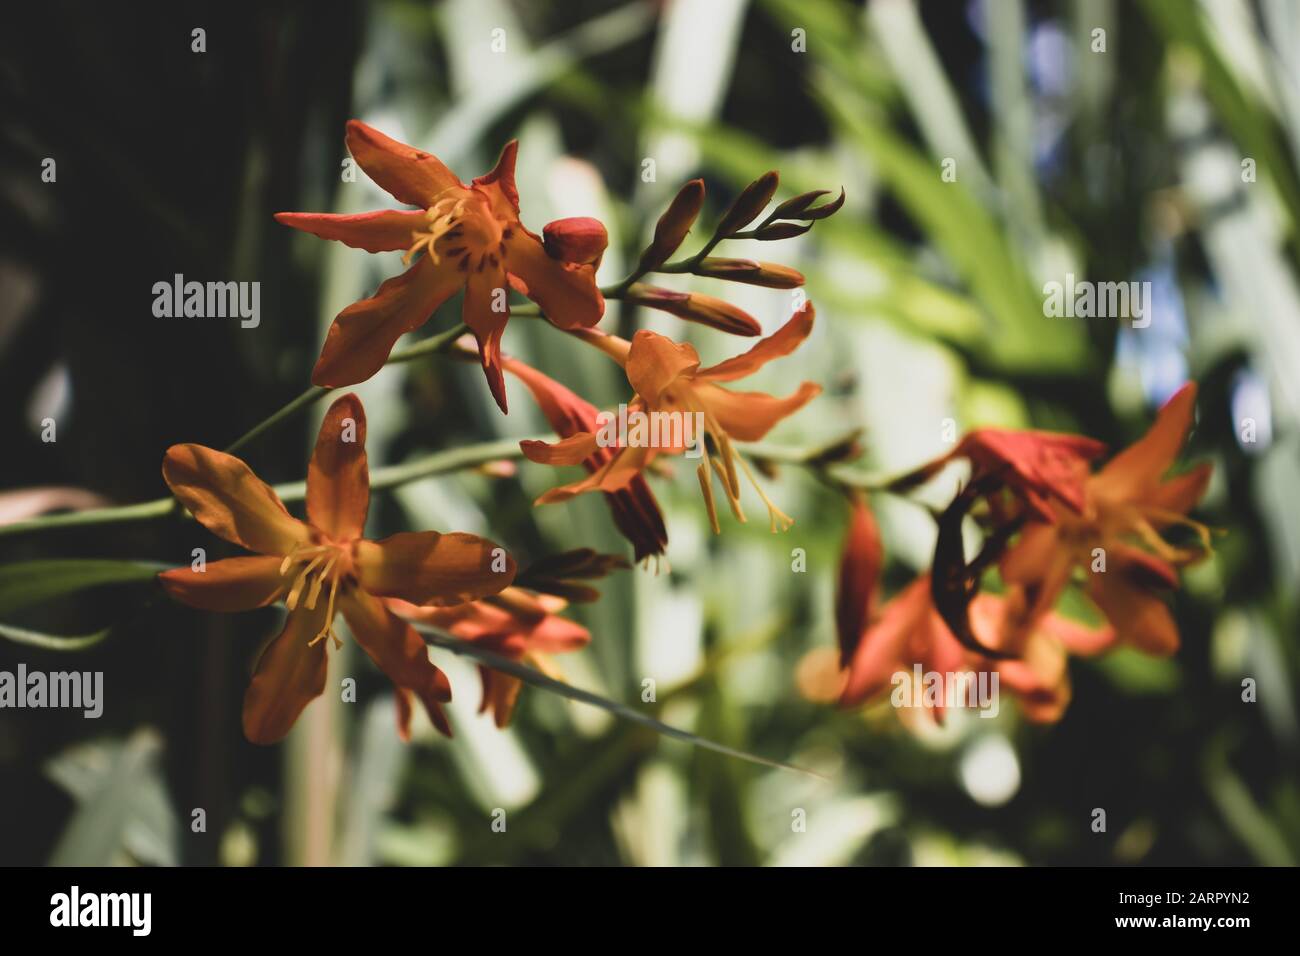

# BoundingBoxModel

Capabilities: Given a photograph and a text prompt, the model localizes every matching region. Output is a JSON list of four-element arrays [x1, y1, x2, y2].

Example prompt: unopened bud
[[639, 179, 705, 271], [714, 171, 779, 238], [543, 217, 608, 266], [626, 284, 760, 336], [696, 257, 804, 289]]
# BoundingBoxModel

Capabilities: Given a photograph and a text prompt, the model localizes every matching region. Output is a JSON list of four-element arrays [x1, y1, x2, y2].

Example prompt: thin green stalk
[[415, 623, 824, 779], [0, 437, 537, 540], [223, 321, 471, 455]]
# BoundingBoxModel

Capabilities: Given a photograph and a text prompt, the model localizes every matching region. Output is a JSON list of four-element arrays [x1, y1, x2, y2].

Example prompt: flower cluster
[[158, 123, 841, 743], [155, 121, 1214, 745], [833, 383, 1213, 725]]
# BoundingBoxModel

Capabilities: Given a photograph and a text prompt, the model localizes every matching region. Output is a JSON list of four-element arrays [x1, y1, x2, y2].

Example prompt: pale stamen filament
[[403, 193, 471, 266], [734, 449, 795, 533], [285, 553, 328, 610]]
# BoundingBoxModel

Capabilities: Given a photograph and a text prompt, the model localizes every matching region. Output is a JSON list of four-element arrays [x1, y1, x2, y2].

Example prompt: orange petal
[[162, 444, 311, 555], [835, 492, 883, 667], [355, 531, 516, 606], [534, 446, 654, 503], [471, 140, 521, 215], [840, 575, 931, 707], [273, 209, 426, 253], [995, 632, 1072, 724], [1093, 382, 1198, 504], [697, 302, 815, 382], [625, 330, 701, 403], [520, 431, 601, 466], [159, 556, 285, 611], [1148, 462, 1212, 517], [313, 255, 461, 388], [478, 666, 524, 728], [345, 120, 463, 208], [1086, 569, 1180, 656], [307, 393, 370, 542], [242, 605, 330, 745], [340, 588, 452, 736], [696, 381, 821, 442], [462, 264, 512, 413], [504, 229, 604, 330]]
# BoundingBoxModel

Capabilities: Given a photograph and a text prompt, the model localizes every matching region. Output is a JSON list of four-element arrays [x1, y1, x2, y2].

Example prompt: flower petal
[[159, 556, 286, 611], [835, 492, 882, 666], [504, 228, 604, 330], [534, 446, 654, 503], [626, 330, 701, 403], [520, 432, 601, 466], [1147, 462, 1212, 517], [840, 575, 931, 707], [462, 264, 512, 413], [273, 209, 426, 253], [242, 605, 330, 745], [162, 444, 311, 555], [345, 120, 462, 208], [307, 393, 369, 542], [471, 140, 521, 215], [355, 531, 516, 606], [696, 381, 821, 442], [312, 256, 461, 388], [697, 302, 815, 382], [1086, 569, 1180, 655], [340, 588, 452, 739], [1093, 382, 1198, 505]]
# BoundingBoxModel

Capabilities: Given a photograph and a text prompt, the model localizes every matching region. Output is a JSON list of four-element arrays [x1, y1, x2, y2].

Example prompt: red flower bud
[[543, 217, 608, 266], [714, 171, 779, 238], [639, 179, 705, 271], [696, 257, 804, 289], [626, 284, 761, 336]]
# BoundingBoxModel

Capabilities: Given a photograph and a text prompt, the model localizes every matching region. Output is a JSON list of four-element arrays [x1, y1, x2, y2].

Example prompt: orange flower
[[276, 122, 605, 411], [840, 575, 1114, 724], [897, 428, 1107, 521], [503, 354, 667, 562], [389, 587, 589, 728], [158, 394, 516, 744], [521, 303, 822, 534], [835, 491, 882, 667], [999, 382, 1212, 655]]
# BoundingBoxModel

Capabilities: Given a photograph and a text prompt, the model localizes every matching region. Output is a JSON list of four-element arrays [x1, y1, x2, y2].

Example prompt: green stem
[[415, 623, 823, 779], [0, 436, 536, 540], [223, 322, 471, 455]]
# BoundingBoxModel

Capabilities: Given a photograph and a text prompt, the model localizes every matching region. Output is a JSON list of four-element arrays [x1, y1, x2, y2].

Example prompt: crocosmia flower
[[158, 393, 515, 744], [389, 587, 590, 728], [276, 121, 605, 412], [839, 575, 1114, 724], [1000, 382, 1211, 655], [522, 303, 821, 534]]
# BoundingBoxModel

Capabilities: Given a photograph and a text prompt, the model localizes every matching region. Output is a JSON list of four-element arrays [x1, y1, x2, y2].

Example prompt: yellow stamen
[[697, 461, 721, 535], [735, 451, 795, 533]]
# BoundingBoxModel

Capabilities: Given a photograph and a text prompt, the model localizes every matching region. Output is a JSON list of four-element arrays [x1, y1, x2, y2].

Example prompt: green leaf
[[0, 621, 113, 652], [0, 559, 164, 617], [414, 623, 824, 779]]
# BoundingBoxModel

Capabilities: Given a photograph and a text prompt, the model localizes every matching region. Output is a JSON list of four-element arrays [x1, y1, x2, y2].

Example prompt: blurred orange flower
[[389, 587, 589, 728], [158, 394, 515, 744], [1000, 382, 1212, 655], [839, 575, 1114, 724], [276, 122, 605, 411]]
